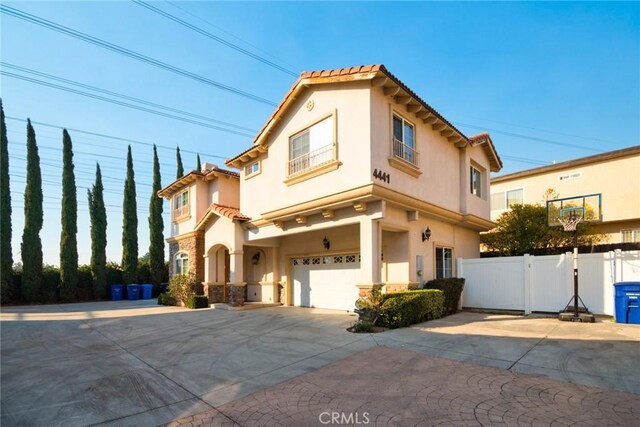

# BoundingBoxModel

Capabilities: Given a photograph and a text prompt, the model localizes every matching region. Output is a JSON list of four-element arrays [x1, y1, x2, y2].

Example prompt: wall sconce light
[[322, 237, 330, 250], [251, 252, 261, 265], [421, 227, 432, 242]]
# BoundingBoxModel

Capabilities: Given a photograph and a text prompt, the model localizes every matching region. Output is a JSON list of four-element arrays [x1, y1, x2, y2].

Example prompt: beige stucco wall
[[239, 81, 373, 219], [490, 153, 640, 242]]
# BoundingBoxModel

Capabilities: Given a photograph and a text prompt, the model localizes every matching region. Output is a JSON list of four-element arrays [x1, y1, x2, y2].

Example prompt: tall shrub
[[196, 153, 201, 172], [121, 146, 138, 284], [88, 164, 107, 299], [148, 145, 164, 285], [21, 119, 43, 303], [176, 146, 184, 179], [59, 129, 78, 302], [0, 99, 13, 302]]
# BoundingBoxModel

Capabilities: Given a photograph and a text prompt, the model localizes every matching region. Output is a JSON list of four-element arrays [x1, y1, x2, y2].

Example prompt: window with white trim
[[621, 229, 640, 243], [173, 189, 189, 220], [470, 165, 483, 198], [392, 114, 418, 166], [435, 247, 453, 279], [491, 188, 524, 211], [288, 115, 334, 176], [245, 161, 260, 177], [175, 252, 189, 276]]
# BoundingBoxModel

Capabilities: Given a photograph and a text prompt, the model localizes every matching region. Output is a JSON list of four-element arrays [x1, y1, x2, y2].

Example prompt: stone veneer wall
[[168, 231, 204, 283]]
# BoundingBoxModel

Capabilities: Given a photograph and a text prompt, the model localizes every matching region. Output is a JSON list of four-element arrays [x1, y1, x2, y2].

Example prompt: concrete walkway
[[1, 302, 639, 426]]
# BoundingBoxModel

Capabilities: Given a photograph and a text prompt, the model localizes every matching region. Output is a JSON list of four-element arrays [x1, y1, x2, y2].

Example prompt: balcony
[[288, 143, 334, 176], [393, 138, 419, 167]]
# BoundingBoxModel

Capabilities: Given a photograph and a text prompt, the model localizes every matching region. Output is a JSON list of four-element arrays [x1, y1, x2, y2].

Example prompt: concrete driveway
[[1, 302, 639, 426]]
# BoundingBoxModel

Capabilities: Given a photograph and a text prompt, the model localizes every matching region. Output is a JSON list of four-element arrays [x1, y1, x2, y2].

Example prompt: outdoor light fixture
[[421, 227, 432, 242], [322, 237, 330, 250], [251, 252, 261, 265]]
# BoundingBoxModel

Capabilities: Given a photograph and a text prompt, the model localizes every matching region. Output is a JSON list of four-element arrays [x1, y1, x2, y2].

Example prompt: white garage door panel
[[292, 254, 360, 311]]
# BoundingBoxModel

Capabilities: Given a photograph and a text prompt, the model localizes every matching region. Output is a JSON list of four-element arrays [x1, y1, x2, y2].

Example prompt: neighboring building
[[159, 64, 502, 310], [490, 146, 640, 243]]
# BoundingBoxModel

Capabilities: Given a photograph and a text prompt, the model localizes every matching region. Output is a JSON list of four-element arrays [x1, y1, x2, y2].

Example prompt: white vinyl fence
[[458, 250, 640, 315]]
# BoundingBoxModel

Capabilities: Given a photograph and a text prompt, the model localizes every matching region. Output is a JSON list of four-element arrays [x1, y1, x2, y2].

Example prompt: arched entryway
[[204, 243, 231, 303]]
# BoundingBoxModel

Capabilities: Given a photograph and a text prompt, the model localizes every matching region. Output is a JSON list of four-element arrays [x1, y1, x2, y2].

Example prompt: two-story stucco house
[[158, 65, 503, 310]]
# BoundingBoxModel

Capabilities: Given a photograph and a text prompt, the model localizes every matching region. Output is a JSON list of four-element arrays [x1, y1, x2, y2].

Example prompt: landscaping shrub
[[41, 265, 60, 303], [185, 295, 209, 309], [424, 278, 465, 315], [136, 260, 151, 284], [77, 265, 92, 301], [157, 292, 176, 306], [105, 262, 123, 286], [167, 273, 201, 304], [378, 289, 444, 329], [354, 284, 383, 323], [352, 320, 373, 332]]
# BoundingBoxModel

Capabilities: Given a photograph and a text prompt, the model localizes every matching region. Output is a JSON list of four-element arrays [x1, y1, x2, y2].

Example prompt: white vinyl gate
[[458, 250, 640, 315], [292, 253, 360, 311]]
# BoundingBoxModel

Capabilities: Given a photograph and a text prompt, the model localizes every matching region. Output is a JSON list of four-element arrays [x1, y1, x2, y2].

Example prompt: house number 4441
[[373, 169, 390, 183]]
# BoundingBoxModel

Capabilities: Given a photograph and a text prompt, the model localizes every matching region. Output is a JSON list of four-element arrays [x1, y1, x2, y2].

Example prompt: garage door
[[292, 253, 361, 311]]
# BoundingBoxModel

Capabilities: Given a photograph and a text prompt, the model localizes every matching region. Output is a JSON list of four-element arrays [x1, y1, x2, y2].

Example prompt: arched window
[[175, 252, 189, 276]]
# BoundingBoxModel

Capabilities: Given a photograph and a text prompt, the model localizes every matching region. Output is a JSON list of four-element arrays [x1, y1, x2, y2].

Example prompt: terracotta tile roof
[[210, 203, 250, 221], [157, 166, 239, 198], [204, 166, 239, 178], [469, 132, 503, 172]]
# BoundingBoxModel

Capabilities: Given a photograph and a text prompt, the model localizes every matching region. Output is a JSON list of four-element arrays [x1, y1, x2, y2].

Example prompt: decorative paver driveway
[[168, 346, 640, 427]]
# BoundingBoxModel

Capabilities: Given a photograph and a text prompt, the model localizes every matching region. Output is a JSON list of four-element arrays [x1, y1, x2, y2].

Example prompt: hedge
[[424, 278, 465, 315], [157, 292, 176, 306], [378, 289, 444, 329], [185, 295, 209, 309]]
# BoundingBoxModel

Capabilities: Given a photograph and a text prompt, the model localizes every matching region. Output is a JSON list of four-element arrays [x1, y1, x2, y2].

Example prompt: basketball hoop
[[557, 215, 582, 232]]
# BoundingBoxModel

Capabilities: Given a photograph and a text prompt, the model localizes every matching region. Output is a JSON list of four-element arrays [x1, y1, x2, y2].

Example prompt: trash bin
[[127, 284, 141, 300], [111, 284, 123, 301], [141, 284, 153, 300], [613, 282, 640, 324]]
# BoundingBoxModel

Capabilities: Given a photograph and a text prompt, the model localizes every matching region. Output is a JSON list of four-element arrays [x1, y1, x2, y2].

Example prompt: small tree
[[88, 163, 107, 299], [481, 204, 602, 256], [176, 146, 184, 179], [148, 145, 165, 285], [21, 119, 44, 303], [121, 146, 138, 284], [196, 153, 201, 172], [59, 129, 78, 302], [0, 99, 13, 302]]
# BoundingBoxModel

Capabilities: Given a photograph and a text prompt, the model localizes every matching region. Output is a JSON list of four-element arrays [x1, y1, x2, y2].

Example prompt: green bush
[[425, 278, 465, 315], [352, 320, 373, 332], [378, 289, 444, 329], [77, 265, 92, 301], [106, 262, 123, 286], [168, 273, 201, 304], [354, 284, 383, 323], [185, 295, 209, 309], [41, 265, 60, 303], [157, 292, 176, 306]]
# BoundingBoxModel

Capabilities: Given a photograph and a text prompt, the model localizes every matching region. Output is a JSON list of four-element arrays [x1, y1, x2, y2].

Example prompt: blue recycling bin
[[111, 284, 123, 301], [613, 282, 640, 324], [127, 284, 141, 300], [141, 284, 153, 300]]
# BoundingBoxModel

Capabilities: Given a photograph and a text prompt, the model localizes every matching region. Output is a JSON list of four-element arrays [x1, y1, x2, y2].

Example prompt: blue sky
[[1, 1, 638, 266]]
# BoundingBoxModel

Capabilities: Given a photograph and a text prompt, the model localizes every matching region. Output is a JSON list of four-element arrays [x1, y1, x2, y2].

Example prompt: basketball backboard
[[546, 193, 602, 227]]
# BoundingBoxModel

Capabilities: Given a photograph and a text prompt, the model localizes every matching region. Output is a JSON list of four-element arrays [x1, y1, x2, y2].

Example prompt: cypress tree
[[0, 99, 13, 302], [21, 119, 43, 302], [59, 129, 78, 302], [121, 145, 138, 284], [88, 163, 107, 299], [196, 153, 201, 172], [176, 146, 184, 179], [148, 145, 164, 285]]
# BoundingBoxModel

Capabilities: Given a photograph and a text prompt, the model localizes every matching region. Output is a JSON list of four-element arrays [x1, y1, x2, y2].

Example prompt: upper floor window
[[621, 229, 640, 243], [392, 114, 418, 167], [491, 188, 524, 211], [245, 161, 260, 178], [173, 189, 189, 220], [435, 247, 453, 279], [175, 252, 189, 276], [288, 115, 335, 176], [470, 165, 483, 198]]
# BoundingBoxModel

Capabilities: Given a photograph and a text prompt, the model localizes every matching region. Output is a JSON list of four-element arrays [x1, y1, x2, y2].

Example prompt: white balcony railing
[[393, 138, 419, 167], [288, 143, 334, 176], [173, 204, 189, 219]]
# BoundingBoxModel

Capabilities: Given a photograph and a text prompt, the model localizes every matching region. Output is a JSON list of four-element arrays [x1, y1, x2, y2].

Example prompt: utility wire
[[132, 0, 298, 77], [0, 4, 278, 106], [2, 62, 258, 133], [166, 0, 301, 72], [1, 71, 255, 138], [5, 116, 232, 160]]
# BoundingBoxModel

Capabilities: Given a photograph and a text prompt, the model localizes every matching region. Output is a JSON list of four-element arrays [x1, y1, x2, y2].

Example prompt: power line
[[132, 0, 298, 77], [0, 4, 278, 106], [1, 71, 256, 138], [5, 116, 233, 160], [2, 62, 258, 134], [166, 1, 301, 72]]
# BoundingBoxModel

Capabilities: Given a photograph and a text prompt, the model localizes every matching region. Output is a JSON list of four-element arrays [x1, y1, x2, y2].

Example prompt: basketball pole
[[572, 227, 579, 318]]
